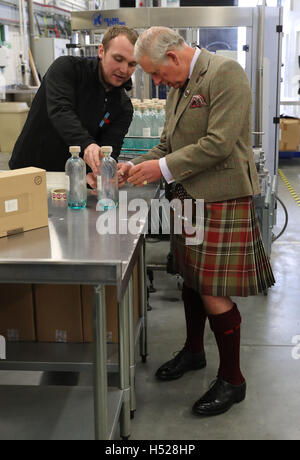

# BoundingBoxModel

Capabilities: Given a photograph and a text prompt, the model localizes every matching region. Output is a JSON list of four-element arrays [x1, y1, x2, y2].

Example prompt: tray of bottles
[[122, 136, 161, 154]]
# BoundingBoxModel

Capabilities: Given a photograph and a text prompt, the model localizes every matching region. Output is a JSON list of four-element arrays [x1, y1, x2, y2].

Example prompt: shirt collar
[[188, 47, 201, 79]]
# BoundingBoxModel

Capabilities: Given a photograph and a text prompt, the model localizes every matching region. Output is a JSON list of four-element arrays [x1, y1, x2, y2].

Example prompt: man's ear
[[166, 50, 179, 66], [98, 44, 104, 60]]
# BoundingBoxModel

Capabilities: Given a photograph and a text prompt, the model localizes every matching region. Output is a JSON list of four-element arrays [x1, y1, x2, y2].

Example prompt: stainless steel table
[[0, 173, 159, 440]]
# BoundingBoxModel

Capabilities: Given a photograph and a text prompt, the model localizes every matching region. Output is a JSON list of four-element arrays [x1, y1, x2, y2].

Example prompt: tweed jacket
[[132, 48, 260, 203]]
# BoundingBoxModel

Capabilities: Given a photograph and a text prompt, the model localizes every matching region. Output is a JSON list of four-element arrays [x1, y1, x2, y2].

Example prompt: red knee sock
[[182, 283, 207, 353], [208, 304, 245, 386]]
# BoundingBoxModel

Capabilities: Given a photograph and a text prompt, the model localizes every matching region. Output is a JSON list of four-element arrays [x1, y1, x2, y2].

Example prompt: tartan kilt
[[172, 193, 275, 297]]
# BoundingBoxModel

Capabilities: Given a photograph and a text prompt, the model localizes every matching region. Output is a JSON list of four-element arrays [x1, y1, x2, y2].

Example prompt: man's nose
[[119, 61, 129, 74]]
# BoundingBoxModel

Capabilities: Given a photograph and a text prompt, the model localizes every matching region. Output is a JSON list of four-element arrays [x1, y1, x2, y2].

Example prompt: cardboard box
[[34, 284, 83, 343], [0, 284, 36, 341], [279, 118, 300, 151], [33, 262, 141, 344], [0, 167, 48, 238], [81, 263, 141, 344]]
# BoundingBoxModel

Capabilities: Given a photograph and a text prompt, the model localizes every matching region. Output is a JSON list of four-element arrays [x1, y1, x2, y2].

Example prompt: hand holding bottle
[[118, 163, 132, 188], [128, 160, 162, 187], [83, 143, 103, 174]]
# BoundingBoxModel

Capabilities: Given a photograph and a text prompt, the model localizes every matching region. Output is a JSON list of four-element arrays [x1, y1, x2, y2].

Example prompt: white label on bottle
[[158, 127, 164, 137], [143, 128, 151, 137], [5, 199, 18, 213], [97, 175, 102, 191], [65, 175, 70, 191]]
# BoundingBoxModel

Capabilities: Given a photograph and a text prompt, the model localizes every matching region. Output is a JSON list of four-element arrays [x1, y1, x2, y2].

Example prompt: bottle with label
[[97, 146, 118, 210], [65, 146, 87, 209]]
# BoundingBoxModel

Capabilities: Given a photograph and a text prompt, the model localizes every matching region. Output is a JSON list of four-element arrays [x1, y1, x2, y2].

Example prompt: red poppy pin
[[190, 94, 208, 108]]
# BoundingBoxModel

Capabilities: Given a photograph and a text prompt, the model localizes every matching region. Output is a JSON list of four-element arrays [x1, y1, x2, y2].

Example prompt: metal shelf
[[0, 318, 143, 372], [0, 385, 123, 440], [0, 318, 144, 373], [0, 342, 115, 372]]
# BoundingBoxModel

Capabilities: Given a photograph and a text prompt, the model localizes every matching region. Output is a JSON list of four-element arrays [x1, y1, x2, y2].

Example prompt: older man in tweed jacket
[[118, 27, 275, 417]]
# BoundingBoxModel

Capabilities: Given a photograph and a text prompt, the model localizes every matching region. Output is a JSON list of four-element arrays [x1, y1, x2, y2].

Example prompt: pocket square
[[190, 94, 208, 108]]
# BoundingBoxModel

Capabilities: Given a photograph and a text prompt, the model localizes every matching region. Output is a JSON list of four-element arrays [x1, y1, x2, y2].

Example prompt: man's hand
[[83, 143, 103, 174], [128, 160, 162, 187], [118, 162, 132, 188]]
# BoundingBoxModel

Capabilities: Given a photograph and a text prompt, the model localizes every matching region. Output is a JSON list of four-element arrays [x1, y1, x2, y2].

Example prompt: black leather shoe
[[192, 378, 246, 416], [155, 349, 206, 381]]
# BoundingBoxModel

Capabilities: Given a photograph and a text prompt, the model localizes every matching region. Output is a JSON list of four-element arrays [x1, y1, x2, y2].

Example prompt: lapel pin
[[184, 89, 190, 98]]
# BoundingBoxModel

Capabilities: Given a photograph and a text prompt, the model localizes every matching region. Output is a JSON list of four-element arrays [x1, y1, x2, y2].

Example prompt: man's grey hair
[[134, 26, 185, 64]]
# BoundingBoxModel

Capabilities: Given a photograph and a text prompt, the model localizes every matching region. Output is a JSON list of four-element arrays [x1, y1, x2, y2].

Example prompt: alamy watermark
[[291, 335, 300, 360], [96, 192, 204, 246], [0, 335, 6, 360]]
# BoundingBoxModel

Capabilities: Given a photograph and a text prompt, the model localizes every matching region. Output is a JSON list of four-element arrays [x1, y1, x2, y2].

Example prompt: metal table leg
[[128, 276, 136, 418], [139, 237, 148, 363], [93, 284, 108, 440], [118, 286, 131, 439]]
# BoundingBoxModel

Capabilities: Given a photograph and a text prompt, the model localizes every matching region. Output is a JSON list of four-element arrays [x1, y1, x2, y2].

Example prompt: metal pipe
[[27, 0, 35, 61], [255, 2, 266, 149], [93, 284, 108, 440], [18, 0, 30, 85]]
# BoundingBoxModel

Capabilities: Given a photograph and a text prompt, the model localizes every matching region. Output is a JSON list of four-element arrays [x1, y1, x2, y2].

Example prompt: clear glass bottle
[[65, 146, 87, 209], [141, 104, 151, 138], [97, 146, 118, 210], [150, 103, 159, 137], [134, 104, 143, 136], [157, 104, 166, 137]]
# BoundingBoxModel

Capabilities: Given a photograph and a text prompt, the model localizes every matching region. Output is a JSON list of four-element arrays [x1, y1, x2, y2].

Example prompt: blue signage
[[93, 13, 126, 28]]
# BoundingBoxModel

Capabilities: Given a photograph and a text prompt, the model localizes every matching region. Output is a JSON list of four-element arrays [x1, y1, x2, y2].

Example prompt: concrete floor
[[0, 154, 300, 440]]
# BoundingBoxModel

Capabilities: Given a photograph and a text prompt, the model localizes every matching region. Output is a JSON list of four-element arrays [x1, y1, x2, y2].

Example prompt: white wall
[[282, 0, 300, 99]]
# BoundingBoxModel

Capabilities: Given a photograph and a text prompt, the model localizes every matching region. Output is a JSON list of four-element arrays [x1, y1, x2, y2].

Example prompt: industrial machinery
[[34, 37, 70, 78], [70, 5, 283, 257]]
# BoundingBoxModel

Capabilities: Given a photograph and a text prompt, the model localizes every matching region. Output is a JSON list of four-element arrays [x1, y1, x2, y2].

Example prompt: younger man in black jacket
[[9, 26, 138, 173]]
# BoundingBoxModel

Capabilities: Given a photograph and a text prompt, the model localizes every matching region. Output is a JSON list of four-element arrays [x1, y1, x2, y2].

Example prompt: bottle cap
[[69, 146, 81, 154], [101, 146, 113, 156]]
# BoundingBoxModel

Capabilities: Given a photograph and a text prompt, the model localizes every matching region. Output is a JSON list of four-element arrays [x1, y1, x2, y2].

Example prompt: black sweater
[[9, 56, 133, 171]]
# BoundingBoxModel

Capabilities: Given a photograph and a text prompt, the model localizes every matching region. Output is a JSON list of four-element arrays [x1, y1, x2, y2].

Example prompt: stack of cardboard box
[[0, 263, 141, 344]]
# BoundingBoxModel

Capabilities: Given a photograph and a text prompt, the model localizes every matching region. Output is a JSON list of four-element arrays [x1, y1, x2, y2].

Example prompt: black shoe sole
[[155, 360, 207, 381]]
